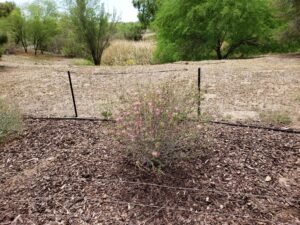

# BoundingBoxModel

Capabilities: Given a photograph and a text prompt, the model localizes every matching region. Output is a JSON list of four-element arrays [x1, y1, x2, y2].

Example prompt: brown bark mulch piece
[[0, 119, 299, 225]]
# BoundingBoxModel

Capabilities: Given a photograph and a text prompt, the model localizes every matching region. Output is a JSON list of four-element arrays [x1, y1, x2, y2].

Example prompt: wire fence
[[22, 67, 300, 134]]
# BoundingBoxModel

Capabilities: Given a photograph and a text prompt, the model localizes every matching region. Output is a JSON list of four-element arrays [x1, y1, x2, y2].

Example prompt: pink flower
[[152, 151, 160, 158], [135, 120, 143, 127], [133, 101, 141, 106], [156, 89, 162, 95], [155, 108, 162, 116], [134, 104, 141, 111], [129, 134, 137, 141], [116, 117, 123, 122], [124, 112, 130, 116]]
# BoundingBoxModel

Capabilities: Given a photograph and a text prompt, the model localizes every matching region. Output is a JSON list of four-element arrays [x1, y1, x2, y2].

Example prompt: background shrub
[[123, 23, 143, 41], [114, 22, 144, 41], [0, 33, 8, 57], [0, 99, 22, 143]]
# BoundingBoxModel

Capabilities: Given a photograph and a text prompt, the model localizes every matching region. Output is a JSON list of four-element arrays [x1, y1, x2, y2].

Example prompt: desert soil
[[0, 54, 300, 128], [0, 119, 299, 224]]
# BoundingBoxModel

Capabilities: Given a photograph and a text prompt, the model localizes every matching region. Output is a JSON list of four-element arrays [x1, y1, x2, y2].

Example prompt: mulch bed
[[0, 119, 299, 225]]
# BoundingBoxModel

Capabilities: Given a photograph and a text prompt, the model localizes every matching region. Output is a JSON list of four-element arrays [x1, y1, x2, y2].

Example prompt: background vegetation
[[154, 0, 300, 62], [0, 0, 299, 64]]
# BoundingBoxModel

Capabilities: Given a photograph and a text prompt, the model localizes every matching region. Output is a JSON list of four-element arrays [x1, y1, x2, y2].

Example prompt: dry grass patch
[[0, 99, 22, 143], [102, 40, 155, 66], [72, 58, 94, 66], [260, 111, 292, 125]]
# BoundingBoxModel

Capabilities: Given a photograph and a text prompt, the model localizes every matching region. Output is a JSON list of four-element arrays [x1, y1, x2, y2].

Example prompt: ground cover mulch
[[0, 119, 299, 225]]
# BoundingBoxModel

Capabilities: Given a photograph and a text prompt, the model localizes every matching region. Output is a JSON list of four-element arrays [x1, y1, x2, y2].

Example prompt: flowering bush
[[117, 83, 200, 171]]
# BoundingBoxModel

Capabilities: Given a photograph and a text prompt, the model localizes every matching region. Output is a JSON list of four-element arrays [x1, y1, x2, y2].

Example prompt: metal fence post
[[67, 71, 78, 118], [197, 68, 201, 117]]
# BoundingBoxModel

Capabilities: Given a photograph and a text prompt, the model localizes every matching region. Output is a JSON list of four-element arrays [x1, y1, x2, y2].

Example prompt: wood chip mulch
[[0, 119, 299, 225]]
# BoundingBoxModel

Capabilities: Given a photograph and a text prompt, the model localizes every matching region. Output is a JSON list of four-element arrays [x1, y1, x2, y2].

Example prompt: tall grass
[[0, 99, 22, 143], [102, 40, 155, 66]]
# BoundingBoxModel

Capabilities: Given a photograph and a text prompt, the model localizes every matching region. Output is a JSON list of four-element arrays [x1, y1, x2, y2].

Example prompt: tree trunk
[[34, 41, 39, 55], [92, 50, 103, 66], [21, 40, 27, 53], [223, 42, 242, 59], [216, 46, 223, 59], [92, 56, 100, 65], [215, 39, 223, 60], [223, 39, 257, 59]]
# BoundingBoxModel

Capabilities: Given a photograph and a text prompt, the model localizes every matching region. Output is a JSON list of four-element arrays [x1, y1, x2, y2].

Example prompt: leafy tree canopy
[[69, 0, 117, 65], [154, 0, 275, 62], [132, 0, 158, 29], [0, 1, 15, 52], [0, 2, 15, 18], [277, 0, 300, 40], [8, 8, 28, 52], [26, 0, 59, 54]]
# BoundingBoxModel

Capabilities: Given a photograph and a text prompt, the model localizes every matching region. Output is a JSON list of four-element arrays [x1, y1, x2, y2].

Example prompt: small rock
[[265, 176, 272, 182], [279, 177, 290, 187]]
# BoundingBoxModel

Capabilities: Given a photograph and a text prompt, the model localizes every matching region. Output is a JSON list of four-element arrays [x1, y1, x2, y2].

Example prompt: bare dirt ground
[[1, 55, 300, 224], [0, 54, 300, 128], [0, 119, 299, 224]]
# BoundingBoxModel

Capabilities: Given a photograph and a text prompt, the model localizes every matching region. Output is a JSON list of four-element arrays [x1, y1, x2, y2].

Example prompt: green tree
[[26, 0, 58, 55], [116, 22, 143, 41], [277, 0, 300, 40], [0, 2, 15, 17], [8, 8, 28, 53], [0, 34, 7, 46], [55, 14, 86, 57], [154, 0, 274, 62], [132, 0, 158, 29], [70, 0, 117, 65], [0, 2, 15, 56]]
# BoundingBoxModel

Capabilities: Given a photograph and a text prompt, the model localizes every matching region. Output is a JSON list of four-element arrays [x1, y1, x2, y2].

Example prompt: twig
[[142, 201, 170, 225]]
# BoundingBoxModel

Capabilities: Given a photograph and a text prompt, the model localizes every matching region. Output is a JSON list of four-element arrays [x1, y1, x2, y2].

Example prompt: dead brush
[[102, 40, 155, 66]]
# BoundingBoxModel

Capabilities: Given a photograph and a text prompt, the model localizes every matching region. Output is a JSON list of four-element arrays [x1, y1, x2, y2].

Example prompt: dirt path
[[0, 119, 299, 224], [0, 54, 300, 128]]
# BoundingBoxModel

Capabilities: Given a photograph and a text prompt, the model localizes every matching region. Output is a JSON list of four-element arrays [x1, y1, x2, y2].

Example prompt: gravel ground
[[0, 119, 299, 224], [0, 54, 300, 128]]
